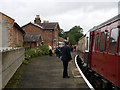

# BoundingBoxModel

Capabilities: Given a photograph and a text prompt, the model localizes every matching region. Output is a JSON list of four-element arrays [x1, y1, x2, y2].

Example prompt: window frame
[[104, 30, 110, 53], [108, 27, 119, 55], [99, 32, 106, 53], [95, 35, 98, 51], [93, 35, 97, 52], [97, 34, 100, 51], [117, 28, 120, 55], [92, 33, 100, 52]]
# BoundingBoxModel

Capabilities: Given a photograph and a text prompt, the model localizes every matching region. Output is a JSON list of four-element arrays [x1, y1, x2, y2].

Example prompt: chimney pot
[[36, 15, 40, 19], [34, 15, 41, 24], [43, 20, 49, 23]]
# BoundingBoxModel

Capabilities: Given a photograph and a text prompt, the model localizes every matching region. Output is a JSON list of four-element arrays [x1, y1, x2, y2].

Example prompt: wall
[[25, 42, 37, 48], [0, 12, 24, 48], [0, 48, 24, 89], [0, 16, 2, 89], [42, 29, 53, 46], [0, 13, 14, 47], [13, 27, 24, 47], [42, 27, 59, 47], [22, 23, 43, 34], [0, 15, 2, 48], [53, 27, 59, 48], [0, 52, 2, 89]]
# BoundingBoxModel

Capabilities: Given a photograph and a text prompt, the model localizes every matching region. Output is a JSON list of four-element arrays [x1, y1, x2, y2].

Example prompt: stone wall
[[0, 48, 24, 89]]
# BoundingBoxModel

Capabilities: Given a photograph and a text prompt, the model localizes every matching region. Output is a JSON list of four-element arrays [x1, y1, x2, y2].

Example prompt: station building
[[0, 12, 25, 49], [22, 15, 60, 48]]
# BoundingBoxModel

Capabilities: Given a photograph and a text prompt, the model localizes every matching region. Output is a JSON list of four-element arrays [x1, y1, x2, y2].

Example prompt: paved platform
[[18, 52, 89, 88]]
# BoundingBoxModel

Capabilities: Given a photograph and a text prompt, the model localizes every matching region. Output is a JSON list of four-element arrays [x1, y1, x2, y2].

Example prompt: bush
[[25, 44, 49, 60], [25, 49, 35, 59], [39, 45, 49, 55], [23, 60, 28, 65]]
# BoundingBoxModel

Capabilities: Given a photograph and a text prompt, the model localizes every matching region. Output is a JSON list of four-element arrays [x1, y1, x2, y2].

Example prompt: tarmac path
[[18, 53, 88, 88]]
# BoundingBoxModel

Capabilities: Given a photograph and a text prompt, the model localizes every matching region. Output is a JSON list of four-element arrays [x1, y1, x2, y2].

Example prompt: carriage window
[[95, 36, 97, 51], [85, 37, 88, 50], [93, 35, 100, 52], [100, 32, 105, 52], [105, 32, 110, 52], [109, 28, 119, 54], [93, 36, 97, 52], [97, 35, 100, 51], [118, 35, 120, 55]]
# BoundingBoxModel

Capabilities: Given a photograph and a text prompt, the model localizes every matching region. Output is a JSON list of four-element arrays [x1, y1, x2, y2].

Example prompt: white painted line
[[74, 75, 82, 78], [75, 55, 95, 90]]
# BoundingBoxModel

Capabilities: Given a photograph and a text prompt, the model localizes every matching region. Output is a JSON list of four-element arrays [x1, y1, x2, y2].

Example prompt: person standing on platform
[[55, 47, 59, 57], [61, 41, 72, 78], [49, 45, 52, 56]]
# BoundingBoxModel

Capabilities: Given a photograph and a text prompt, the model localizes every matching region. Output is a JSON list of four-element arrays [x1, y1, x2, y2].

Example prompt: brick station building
[[22, 15, 60, 48], [0, 12, 25, 48], [24, 33, 43, 48]]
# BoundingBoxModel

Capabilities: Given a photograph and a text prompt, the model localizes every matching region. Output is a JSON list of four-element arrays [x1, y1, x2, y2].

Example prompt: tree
[[60, 25, 83, 45], [59, 29, 64, 37], [69, 26, 83, 34]]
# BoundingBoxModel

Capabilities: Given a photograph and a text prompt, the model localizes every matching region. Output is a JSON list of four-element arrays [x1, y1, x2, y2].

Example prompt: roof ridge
[[0, 12, 14, 21], [22, 22, 43, 29]]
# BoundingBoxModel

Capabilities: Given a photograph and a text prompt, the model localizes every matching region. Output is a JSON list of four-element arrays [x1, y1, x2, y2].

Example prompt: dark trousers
[[49, 50, 52, 56], [63, 61, 68, 77]]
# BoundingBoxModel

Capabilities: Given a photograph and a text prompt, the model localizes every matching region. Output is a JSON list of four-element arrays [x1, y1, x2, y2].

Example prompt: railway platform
[[17, 52, 89, 88]]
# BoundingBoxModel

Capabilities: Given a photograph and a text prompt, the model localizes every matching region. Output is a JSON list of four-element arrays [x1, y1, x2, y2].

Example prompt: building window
[[109, 28, 119, 54], [100, 32, 106, 52], [105, 32, 110, 52]]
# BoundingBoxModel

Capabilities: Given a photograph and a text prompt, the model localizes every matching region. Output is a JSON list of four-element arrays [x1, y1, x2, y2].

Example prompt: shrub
[[25, 44, 49, 60], [25, 49, 35, 59], [23, 60, 28, 65], [39, 45, 49, 55]]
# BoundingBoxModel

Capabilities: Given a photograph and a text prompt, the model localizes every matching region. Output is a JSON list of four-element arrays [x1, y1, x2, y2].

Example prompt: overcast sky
[[0, 0, 119, 34]]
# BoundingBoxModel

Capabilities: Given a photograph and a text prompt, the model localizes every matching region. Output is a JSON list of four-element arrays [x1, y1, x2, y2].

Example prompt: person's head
[[65, 41, 69, 45]]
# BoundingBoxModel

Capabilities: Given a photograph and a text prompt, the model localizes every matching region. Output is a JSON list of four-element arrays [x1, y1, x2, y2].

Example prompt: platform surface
[[18, 52, 89, 88]]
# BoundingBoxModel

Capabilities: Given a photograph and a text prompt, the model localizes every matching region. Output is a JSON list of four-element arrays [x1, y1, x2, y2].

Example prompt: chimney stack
[[43, 20, 49, 23], [34, 15, 41, 24]]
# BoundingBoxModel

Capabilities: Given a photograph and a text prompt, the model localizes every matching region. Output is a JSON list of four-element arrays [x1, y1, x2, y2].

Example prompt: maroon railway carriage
[[77, 14, 120, 89]]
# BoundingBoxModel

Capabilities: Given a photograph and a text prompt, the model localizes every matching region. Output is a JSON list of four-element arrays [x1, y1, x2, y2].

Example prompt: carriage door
[[87, 31, 94, 68]]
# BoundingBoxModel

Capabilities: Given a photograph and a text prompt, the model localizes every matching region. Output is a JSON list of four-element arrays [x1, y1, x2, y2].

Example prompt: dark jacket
[[61, 45, 72, 61]]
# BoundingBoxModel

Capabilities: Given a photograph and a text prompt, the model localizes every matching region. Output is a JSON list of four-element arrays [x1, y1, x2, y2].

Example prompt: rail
[[75, 55, 95, 90]]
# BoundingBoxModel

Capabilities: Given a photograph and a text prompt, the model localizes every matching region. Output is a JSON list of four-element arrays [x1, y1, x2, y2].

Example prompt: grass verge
[[4, 64, 25, 88]]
